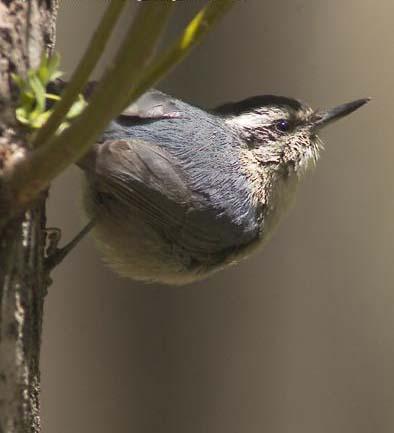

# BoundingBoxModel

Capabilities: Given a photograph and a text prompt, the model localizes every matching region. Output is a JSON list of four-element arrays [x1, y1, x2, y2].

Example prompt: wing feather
[[84, 139, 244, 261]]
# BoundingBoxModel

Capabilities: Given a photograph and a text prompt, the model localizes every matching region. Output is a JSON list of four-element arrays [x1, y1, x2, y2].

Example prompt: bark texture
[[0, 1, 58, 432]]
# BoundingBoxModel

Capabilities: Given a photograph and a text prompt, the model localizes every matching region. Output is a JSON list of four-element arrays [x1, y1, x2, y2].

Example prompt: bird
[[73, 89, 369, 285]]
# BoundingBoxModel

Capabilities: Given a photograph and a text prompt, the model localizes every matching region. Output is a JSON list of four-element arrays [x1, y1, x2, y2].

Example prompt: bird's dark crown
[[214, 95, 307, 116]]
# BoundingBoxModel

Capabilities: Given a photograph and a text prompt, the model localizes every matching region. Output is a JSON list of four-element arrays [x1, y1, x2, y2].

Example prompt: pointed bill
[[313, 98, 370, 129]]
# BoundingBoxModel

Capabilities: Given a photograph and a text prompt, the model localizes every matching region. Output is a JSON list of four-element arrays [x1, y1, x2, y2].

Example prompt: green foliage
[[12, 54, 87, 132]]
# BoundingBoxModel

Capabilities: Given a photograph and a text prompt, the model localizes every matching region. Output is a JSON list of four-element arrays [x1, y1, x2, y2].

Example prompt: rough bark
[[0, 2, 58, 432]]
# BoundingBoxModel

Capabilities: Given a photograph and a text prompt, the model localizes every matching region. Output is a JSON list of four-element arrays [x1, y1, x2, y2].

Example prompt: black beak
[[313, 98, 370, 130]]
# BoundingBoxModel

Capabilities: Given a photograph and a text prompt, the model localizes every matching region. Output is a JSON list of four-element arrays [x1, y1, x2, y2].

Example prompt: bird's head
[[217, 95, 369, 178]]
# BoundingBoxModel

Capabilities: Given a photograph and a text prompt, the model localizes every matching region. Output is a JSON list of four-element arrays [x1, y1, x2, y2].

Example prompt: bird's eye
[[275, 119, 291, 132]]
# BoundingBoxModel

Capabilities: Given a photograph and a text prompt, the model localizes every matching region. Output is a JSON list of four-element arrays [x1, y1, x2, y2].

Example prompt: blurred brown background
[[41, 1, 394, 432]]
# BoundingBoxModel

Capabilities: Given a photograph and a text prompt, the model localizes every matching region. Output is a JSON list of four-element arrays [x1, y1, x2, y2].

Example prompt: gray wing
[[90, 139, 190, 221], [86, 139, 237, 262]]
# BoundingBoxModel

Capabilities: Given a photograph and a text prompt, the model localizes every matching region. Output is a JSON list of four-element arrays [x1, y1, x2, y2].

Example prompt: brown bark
[[0, 2, 58, 432]]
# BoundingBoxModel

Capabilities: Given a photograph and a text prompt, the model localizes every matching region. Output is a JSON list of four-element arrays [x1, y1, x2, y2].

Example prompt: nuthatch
[[76, 90, 369, 285]]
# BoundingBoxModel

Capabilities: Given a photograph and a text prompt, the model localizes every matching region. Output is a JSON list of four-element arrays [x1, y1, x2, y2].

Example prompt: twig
[[32, 0, 126, 147], [3, 1, 174, 216], [126, 0, 236, 106]]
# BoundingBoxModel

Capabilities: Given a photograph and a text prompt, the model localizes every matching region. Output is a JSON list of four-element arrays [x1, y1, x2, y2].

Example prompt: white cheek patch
[[296, 138, 323, 177]]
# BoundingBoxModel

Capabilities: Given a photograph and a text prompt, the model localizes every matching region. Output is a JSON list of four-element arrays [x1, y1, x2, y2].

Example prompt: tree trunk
[[0, 1, 58, 432]]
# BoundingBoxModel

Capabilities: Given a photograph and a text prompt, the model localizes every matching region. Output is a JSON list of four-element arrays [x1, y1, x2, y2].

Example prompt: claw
[[44, 227, 62, 258], [44, 220, 96, 273]]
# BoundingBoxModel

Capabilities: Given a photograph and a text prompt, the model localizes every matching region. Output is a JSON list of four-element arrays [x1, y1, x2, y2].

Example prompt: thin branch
[[32, 0, 126, 147], [126, 0, 236, 105], [3, 1, 174, 217]]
